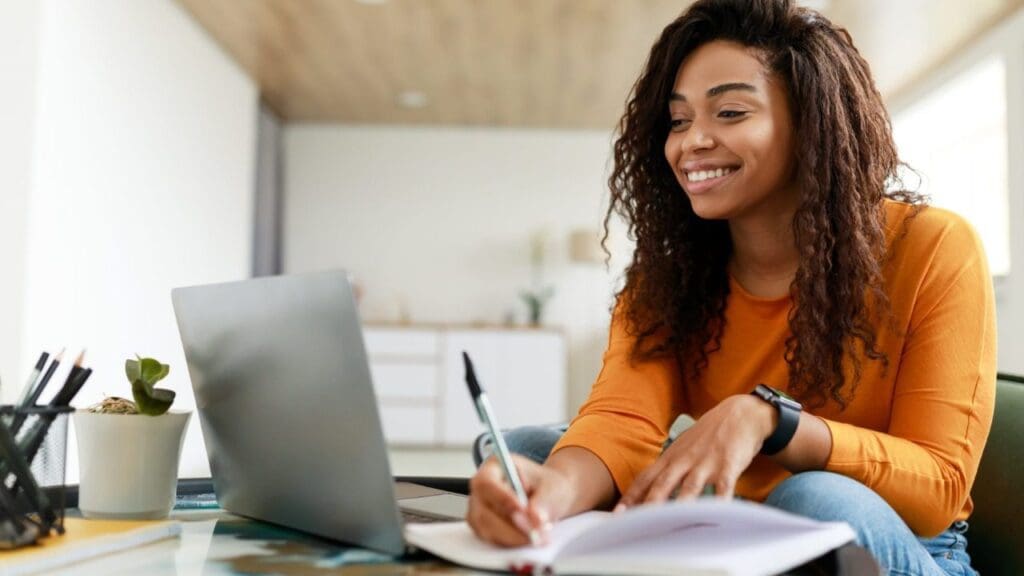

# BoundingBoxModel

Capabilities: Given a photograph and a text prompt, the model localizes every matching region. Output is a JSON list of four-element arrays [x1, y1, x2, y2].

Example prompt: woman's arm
[[467, 301, 681, 546], [544, 446, 620, 514]]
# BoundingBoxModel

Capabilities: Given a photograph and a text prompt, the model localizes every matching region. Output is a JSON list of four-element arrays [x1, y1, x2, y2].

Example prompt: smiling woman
[[664, 42, 798, 227], [466, 1, 996, 575]]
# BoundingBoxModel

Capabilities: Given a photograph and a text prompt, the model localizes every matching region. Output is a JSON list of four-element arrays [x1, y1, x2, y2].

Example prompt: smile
[[685, 167, 736, 182]]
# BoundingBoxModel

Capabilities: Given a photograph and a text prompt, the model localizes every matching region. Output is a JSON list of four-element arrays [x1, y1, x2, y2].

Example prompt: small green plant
[[87, 356, 175, 416], [519, 287, 555, 326], [126, 356, 174, 415]]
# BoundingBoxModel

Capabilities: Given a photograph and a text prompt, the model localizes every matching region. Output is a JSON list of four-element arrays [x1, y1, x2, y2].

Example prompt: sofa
[[968, 373, 1024, 575]]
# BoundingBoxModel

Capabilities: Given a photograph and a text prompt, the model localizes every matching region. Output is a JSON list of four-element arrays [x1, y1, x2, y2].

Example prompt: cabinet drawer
[[370, 362, 437, 399], [378, 404, 436, 445], [364, 328, 439, 358]]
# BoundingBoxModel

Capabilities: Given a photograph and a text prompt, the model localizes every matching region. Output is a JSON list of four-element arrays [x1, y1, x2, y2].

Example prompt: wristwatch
[[750, 384, 802, 455]]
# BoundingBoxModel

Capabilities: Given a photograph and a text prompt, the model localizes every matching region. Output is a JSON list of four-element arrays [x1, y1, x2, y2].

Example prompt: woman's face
[[664, 40, 799, 222]]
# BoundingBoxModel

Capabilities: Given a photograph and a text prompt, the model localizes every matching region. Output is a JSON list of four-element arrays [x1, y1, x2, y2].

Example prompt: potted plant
[[519, 228, 556, 326], [74, 356, 190, 519]]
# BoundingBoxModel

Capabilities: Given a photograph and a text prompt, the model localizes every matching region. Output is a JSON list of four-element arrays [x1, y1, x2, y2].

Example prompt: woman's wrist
[[735, 393, 778, 441]]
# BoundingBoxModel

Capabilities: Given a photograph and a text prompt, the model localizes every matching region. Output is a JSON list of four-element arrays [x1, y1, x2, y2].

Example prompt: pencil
[[10, 349, 64, 436], [52, 367, 92, 408], [53, 350, 86, 406]]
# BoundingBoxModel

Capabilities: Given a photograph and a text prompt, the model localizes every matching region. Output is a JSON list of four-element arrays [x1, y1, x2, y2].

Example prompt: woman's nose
[[680, 120, 716, 154]]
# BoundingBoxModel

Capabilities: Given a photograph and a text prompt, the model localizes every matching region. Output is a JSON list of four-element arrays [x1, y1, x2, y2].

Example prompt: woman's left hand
[[617, 394, 775, 507]]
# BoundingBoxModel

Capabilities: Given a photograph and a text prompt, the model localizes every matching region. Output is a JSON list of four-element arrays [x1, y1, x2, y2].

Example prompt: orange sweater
[[553, 201, 996, 537]]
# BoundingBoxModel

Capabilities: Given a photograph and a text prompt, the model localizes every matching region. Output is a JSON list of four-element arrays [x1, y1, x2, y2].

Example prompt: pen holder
[[0, 405, 73, 549]]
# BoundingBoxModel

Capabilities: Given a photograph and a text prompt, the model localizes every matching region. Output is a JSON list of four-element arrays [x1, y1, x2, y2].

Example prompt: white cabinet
[[364, 326, 567, 447]]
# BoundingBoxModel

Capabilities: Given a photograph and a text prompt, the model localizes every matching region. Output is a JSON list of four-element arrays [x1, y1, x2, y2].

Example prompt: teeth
[[687, 167, 734, 183]]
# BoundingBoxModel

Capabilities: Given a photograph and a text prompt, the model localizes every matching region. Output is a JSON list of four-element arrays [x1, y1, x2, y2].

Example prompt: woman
[[467, 0, 995, 574]]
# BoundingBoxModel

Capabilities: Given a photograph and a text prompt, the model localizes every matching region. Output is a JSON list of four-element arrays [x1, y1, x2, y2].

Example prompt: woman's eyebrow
[[707, 82, 758, 97], [669, 82, 759, 102]]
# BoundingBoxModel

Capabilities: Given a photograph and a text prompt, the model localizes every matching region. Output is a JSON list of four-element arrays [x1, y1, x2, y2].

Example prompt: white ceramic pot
[[74, 410, 191, 520]]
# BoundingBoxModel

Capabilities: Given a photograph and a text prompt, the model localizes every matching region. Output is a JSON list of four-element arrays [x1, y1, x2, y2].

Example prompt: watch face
[[777, 395, 802, 411], [753, 384, 774, 402], [776, 388, 796, 401], [754, 384, 802, 410]]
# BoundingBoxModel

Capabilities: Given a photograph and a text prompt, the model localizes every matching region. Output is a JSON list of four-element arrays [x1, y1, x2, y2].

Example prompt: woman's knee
[[765, 471, 878, 522], [766, 472, 916, 548], [475, 425, 566, 466], [504, 425, 566, 463]]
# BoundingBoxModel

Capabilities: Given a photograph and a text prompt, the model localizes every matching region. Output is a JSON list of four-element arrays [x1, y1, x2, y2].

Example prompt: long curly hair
[[605, 0, 924, 408]]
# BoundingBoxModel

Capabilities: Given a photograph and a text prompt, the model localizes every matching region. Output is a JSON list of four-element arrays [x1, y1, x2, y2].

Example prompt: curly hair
[[605, 0, 924, 408]]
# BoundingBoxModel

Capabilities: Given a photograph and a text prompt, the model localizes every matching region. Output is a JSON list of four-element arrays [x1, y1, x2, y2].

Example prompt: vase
[[73, 410, 190, 520]]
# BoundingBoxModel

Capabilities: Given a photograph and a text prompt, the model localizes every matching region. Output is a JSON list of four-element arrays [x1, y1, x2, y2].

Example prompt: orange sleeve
[[550, 304, 686, 496], [823, 216, 997, 537]]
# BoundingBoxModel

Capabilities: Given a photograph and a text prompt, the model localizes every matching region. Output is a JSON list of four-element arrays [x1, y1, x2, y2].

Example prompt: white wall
[[0, 0, 41, 404], [20, 0, 257, 480], [889, 7, 1024, 374], [284, 126, 631, 412]]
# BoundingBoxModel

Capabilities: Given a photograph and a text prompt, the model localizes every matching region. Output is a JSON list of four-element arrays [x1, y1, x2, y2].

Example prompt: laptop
[[171, 270, 468, 555]]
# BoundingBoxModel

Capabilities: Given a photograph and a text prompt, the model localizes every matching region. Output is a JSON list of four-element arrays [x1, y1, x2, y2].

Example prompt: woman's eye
[[670, 118, 692, 131], [719, 110, 747, 119]]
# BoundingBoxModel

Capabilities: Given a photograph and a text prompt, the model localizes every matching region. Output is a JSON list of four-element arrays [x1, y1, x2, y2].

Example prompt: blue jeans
[[475, 426, 977, 576]]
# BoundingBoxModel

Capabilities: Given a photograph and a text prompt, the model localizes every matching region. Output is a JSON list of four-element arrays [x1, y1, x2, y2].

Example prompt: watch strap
[[752, 384, 801, 455]]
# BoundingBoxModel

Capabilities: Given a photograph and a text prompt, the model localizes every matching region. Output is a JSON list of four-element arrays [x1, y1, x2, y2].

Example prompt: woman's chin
[[687, 197, 734, 221]]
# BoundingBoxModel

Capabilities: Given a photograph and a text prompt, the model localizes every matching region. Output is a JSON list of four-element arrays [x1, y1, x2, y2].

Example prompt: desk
[[52, 479, 880, 575], [60, 508, 481, 575], [54, 507, 880, 576]]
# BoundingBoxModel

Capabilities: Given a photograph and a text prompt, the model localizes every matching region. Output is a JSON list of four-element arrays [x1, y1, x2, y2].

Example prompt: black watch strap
[[751, 384, 801, 455]]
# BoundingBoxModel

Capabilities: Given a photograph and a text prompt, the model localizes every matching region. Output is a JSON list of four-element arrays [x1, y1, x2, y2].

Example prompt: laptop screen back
[[172, 270, 407, 554]]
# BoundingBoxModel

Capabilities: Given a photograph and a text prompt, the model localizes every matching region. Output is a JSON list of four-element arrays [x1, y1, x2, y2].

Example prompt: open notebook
[[405, 499, 856, 576]]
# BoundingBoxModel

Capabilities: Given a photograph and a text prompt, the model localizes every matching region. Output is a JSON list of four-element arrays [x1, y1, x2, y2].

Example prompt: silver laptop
[[171, 270, 467, 555]]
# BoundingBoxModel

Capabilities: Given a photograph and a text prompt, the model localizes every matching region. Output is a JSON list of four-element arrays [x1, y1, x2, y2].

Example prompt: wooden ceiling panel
[[175, 0, 1024, 128]]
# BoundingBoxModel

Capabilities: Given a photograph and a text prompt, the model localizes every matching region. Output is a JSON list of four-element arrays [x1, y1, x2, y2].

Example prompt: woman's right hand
[[467, 454, 573, 547]]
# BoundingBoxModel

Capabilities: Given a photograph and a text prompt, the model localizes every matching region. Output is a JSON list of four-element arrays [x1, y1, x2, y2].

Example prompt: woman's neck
[[728, 209, 800, 299]]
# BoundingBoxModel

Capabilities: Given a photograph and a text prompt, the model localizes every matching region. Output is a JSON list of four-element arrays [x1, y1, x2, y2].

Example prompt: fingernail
[[512, 511, 533, 535], [613, 503, 626, 513], [535, 507, 550, 525]]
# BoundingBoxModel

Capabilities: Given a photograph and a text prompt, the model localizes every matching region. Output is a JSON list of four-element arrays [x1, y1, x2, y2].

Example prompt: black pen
[[462, 351, 540, 545]]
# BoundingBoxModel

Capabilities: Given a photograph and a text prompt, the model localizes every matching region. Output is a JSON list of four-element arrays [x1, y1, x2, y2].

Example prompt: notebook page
[[404, 510, 611, 571], [554, 506, 855, 576], [556, 499, 830, 558]]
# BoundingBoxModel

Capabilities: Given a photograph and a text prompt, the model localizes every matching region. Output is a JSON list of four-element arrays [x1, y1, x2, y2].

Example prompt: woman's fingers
[[469, 455, 555, 546], [470, 459, 526, 516], [467, 495, 533, 547], [670, 467, 711, 502], [641, 458, 703, 504], [712, 475, 736, 500], [619, 456, 742, 510], [616, 463, 661, 509], [525, 503, 552, 535]]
